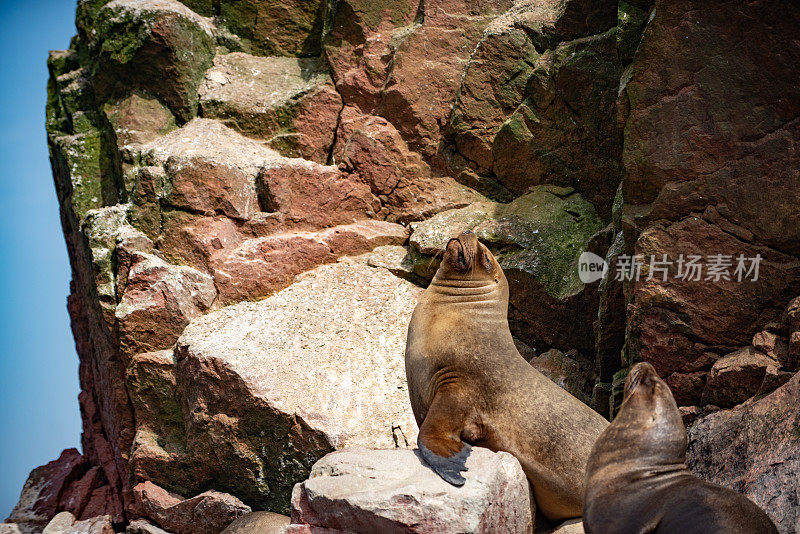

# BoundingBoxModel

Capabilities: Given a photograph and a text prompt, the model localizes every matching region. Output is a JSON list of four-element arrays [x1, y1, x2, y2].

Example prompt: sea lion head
[[438, 231, 504, 284], [616, 362, 687, 463]]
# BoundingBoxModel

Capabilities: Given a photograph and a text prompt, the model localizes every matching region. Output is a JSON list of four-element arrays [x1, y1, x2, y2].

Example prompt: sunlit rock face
[[20, 0, 800, 530]]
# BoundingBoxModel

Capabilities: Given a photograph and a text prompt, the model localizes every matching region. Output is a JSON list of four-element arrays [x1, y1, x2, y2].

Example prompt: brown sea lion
[[220, 511, 290, 533], [583, 362, 778, 534], [405, 231, 609, 521]]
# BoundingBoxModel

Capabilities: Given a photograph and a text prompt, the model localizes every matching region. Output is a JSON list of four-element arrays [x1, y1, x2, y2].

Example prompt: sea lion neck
[[427, 271, 508, 308]]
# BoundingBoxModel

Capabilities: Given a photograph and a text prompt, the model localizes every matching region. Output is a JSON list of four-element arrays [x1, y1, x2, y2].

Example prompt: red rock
[[687, 371, 800, 532], [133, 482, 250, 534], [335, 108, 483, 223], [164, 158, 259, 221], [325, 0, 513, 159], [198, 54, 342, 164], [258, 161, 379, 228], [666, 372, 706, 407], [116, 252, 217, 356], [212, 220, 408, 303], [79, 485, 116, 521], [701, 347, 776, 408], [622, 0, 800, 377], [290, 84, 343, 164], [159, 213, 245, 273], [6, 449, 87, 533], [61, 466, 103, 518], [627, 217, 800, 376], [323, 0, 419, 113]]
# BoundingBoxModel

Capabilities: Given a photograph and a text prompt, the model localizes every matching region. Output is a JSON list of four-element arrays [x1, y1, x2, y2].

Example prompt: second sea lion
[[405, 231, 609, 521], [583, 362, 778, 534]]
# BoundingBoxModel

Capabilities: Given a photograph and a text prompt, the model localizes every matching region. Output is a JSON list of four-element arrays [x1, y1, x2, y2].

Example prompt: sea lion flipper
[[418, 440, 471, 486], [416, 388, 475, 486]]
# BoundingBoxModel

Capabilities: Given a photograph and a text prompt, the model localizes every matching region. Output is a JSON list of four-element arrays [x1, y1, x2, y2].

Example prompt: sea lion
[[220, 511, 290, 533], [583, 362, 778, 534], [405, 231, 609, 521]]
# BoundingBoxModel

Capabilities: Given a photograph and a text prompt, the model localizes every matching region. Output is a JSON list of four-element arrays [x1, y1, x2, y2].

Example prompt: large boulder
[[217, 0, 326, 57], [5, 450, 86, 534], [687, 371, 800, 533], [621, 0, 800, 382], [334, 107, 485, 223], [127, 261, 421, 513], [132, 481, 250, 534], [410, 185, 604, 353], [493, 27, 621, 215], [198, 54, 341, 163], [288, 447, 533, 533], [83, 0, 217, 122]]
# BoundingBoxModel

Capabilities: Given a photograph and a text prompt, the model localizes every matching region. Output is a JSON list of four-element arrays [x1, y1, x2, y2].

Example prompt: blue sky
[[0, 0, 82, 518]]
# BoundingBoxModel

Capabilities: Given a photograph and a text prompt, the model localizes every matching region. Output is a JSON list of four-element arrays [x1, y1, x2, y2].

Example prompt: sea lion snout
[[442, 231, 494, 276], [623, 362, 659, 401]]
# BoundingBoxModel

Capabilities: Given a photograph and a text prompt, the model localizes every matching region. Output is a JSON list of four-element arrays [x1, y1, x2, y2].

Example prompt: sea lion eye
[[482, 251, 491, 272], [457, 248, 467, 270]]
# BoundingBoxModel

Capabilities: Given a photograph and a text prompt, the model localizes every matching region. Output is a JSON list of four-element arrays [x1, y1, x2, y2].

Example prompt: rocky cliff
[[4, 0, 800, 532]]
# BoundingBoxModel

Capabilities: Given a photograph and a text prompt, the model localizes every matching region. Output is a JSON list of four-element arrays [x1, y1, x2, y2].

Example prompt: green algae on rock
[[87, 0, 216, 123], [411, 185, 603, 300]]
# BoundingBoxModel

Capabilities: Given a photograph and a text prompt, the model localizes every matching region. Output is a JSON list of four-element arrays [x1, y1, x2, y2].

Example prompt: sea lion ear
[[418, 441, 471, 486]]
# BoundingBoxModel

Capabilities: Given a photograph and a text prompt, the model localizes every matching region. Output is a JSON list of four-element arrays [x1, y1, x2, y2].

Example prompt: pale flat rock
[[548, 519, 584, 534], [127, 519, 173, 534], [42, 514, 114, 534], [141, 118, 285, 174], [103, 0, 215, 36], [178, 260, 420, 449], [174, 261, 422, 511], [0, 524, 23, 534], [199, 54, 331, 115], [288, 447, 533, 534], [221, 512, 289, 534], [42, 512, 76, 534]]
